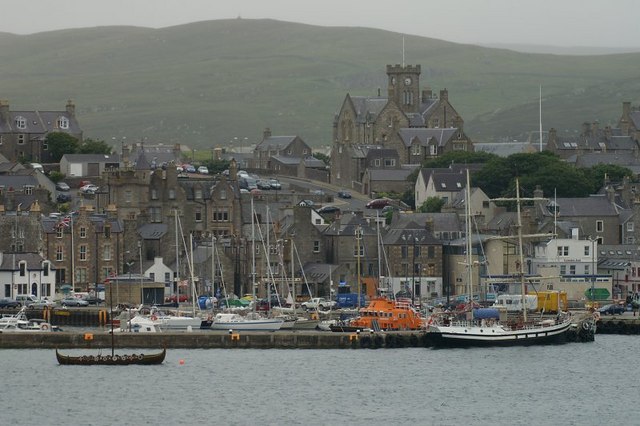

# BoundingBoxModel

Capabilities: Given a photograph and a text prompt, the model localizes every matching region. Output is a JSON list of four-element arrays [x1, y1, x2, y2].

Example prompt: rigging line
[[253, 210, 281, 301], [292, 241, 314, 298]]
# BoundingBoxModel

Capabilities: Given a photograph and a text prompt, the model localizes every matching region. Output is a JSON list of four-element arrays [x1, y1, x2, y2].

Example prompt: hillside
[[1, 18, 639, 149]]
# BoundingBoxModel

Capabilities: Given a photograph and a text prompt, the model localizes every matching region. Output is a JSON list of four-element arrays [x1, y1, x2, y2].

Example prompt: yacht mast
[[465, 169, 474, 307], [251, 195, 257, 313], [515, 178, 528, 322]]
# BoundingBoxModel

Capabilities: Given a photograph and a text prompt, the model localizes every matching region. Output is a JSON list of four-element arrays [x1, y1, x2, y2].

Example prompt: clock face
[[404, 77, 412, 85]]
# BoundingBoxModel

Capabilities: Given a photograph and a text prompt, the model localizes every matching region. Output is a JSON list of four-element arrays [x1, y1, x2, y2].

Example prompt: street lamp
[[589, 236, 596, 308], [138, 240, 144, 305]]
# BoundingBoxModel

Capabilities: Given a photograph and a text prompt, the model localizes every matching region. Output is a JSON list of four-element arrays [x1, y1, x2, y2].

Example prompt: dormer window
[[57, 116, 69, 129], [15, 116, 26, 129]]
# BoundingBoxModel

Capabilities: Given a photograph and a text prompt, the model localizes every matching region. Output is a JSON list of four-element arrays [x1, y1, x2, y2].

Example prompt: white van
[[15, 294, 38, 306]]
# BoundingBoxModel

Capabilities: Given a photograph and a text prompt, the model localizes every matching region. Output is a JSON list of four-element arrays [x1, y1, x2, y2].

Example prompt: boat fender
[[41, 323, 49, 331], [151, 315, 158, 321]]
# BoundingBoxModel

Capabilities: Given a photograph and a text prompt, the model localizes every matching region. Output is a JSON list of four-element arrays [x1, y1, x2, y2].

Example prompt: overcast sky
[[3, 0, 639, 49]]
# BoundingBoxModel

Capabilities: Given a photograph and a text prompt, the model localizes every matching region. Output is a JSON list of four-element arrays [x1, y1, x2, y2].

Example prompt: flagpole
[[70, 215, 75, 294]]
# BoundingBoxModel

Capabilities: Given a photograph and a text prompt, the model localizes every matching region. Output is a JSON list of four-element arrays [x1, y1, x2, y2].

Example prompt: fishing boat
[[426, 172, 573, 348], [329, 297, 425, 332]]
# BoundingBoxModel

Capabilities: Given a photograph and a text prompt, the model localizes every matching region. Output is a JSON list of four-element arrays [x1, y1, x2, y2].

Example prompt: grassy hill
[[0, 18, 639, 150]]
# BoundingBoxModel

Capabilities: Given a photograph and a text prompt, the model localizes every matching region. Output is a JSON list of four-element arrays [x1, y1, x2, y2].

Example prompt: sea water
[[1, 334, 637, 426]]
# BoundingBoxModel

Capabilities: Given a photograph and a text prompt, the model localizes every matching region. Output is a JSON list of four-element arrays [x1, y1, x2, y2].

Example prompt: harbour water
[[2, 334, 638, 425]]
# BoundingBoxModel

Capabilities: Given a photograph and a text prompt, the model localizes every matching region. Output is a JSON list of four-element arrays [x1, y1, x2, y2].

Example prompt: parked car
[[165, 295, 189, 303], [80, 184, 99, 194], [55, 182, 70, 191], [82, 295, 104, 305], [311, 189, 325, 196], [366, 198, 391, 209], [29, 299, 55, 309], [337, 190, 352, 199], [185, 165, 197, 173], [59, 297, 89, 307], [0, 298, 20, 308], [598, 303, 625, 315], [257, 180, 272, 190], [57, 193, 72, 203], [269, 179, 282, 190], [301, 297, 337, 311], [15, 294, 38, 307], [318, 205, 340, 214], [197, 166, 209, 174]]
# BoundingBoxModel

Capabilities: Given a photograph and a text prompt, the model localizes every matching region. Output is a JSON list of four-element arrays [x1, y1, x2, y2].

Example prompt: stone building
[[42, 205, 124, 291], [0, 99, 82, 163], [331, 64, 473, 192], [0, 200, 45, 253]]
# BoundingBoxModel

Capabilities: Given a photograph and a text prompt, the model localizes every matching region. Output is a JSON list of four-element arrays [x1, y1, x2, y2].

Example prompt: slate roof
[[382, 227, 440, 245], [575, 153, 640, 175], [0, 110, 81, 134], [538, 195, 620, 218], [429, 171, 466, 193], [323, 212, 377, 237], [398, 128, 458, 148], [139, 223, 168, 240], [0, 175, 38, 188], [255, 136, 296, 152], [348, 96, 388, 124], [0, 252, 48, 270], [628, 111, 640, 129], [390, 212, 462, 233], [475, 142, 536, 157]]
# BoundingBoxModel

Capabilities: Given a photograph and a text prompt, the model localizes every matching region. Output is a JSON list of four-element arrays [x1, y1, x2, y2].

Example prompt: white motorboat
[[0, 317, 57, 332], [210, 313, 284, 331], [149, 307, 203, 330], [116, 315, 162, 333]]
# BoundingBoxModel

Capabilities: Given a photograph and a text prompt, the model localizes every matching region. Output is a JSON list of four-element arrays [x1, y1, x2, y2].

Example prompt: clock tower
[[387, 64, 421, 114]]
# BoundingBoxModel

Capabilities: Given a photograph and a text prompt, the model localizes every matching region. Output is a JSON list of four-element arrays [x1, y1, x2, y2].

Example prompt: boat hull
[[427, 321, 572, 348], [210, 319, 284, 331], [55, 348, 166, 365]]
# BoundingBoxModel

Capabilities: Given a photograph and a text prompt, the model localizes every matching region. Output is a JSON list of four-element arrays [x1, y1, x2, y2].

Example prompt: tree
[[46, 132, 79, 162], [418, 197, 445, 213], [78, 138, 113, 154], [312, 152, 330, 165]]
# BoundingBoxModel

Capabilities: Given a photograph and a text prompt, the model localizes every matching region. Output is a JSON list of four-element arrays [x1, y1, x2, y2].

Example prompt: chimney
[[548, 128, 557, 146], [422, 88, 432, 101], [581, 122, 590, 136], [623, 101, 631, 118], [65, 99, 76, 117], [263, 128, 272, 139], [229, 158, 238, 181], [425, 217, 434, 234], [0, 99, 8, 122], [439, 89, 448, 101], [592, 121, 599, 134]]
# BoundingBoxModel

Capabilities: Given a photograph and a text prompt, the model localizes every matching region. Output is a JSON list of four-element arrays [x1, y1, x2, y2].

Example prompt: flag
[[57, 215, 71, 228]]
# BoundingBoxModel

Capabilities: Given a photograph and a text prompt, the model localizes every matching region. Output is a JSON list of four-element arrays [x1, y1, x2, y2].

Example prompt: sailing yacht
[[426, 172, 573, 348], [210, 195, 283, 331]]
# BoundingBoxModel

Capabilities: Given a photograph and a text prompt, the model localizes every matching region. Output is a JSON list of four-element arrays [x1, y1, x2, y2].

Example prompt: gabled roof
[[255, 136, 297, 152], [0, 174, 39, 187], [0, 252, 48, 270], [628, 111, 640, 129], [0, 109, 81, 134], [323, 212, 376, 237], [539, 195, 619, 218], [347, 95, 388, 124], [138, 223, 169, 240], [398, 128, 458, 148], [382, 227, 440, 245], [429, 171, 466, 192]]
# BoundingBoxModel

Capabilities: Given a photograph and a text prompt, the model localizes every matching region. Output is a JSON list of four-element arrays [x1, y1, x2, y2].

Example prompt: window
[[384, 159, 396, 167], [596, 220, 603, 232], [104, 224, 111, 238], [557, 246, 569, 256], [195, 209, 202, 222], [18, 134, 25, 144], [15, 116, 26, 129], [125, 190, 132, 203], [401, 246, 408, 259], [168, 189, 175, 200], [374, 159, 381, 167], [195, 189, 202, 199], [57, 116, 69, 129], [313, 241, 320, 253], [213, 209, 229, 222], [430, 145, 437, 156], [43, 262, 49, 276], [151, 189, 158, 200], [24, 185, 34, 195], [353, 244, 364, 257], [56, 227, 63, 238], [569, 265, 576, 275], [220, 189, 227, 200], [560, 265, 567, 275], [627, 222, 634, 232], [79, 245, 87, 261], [56, 245, 64, 261], [19, 262, 26, 276], [411, 144, 421, 155], [149, 207, 162, 223], [103, 244, 111, 261], [75, 268, 87, 284], [584, 245, 590, 256], [414, 246, 421, 257], [79, 227, 87, 238], [428, 246, 435, 258], [584, 264, 590, 275]]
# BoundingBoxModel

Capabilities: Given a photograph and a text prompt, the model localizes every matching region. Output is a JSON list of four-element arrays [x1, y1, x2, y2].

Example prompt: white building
[[529, 228, 612, 301], [0, 252, 56, 299]]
